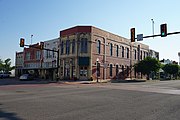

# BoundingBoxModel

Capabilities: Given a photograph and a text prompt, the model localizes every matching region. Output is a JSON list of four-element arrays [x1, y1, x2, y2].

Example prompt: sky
[[0, 0, 180, 65]]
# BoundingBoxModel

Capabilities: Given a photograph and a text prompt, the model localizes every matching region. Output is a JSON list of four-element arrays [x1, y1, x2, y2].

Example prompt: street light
[[31, 35, 33, 45], [96, 58, 99, 83], [151, 19, 154, 38]]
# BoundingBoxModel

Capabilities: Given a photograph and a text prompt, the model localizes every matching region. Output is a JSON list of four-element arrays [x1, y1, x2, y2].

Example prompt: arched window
[[116, 65, 119, 76], [116, 45, 119, 57], [110, 43, 113, 56], [66, 40, 70, 55], [122, 46, 124, 58], [134, 49, 137, 60], [97, 40, 101, 54], [81, 38, 88, 53], [72, 39, 75, 54], [61, 41, 64, 55], [127, 48, 129, 58]]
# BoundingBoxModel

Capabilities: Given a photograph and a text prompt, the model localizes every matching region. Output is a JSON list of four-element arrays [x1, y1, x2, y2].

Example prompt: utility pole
[[31, 35, 33, 45], [151, 19, 154, 39]]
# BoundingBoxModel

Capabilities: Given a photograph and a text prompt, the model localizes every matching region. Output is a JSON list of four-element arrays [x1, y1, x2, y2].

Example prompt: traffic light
[[20, 38, 25, 47], [131, 28, 135, 42], [160, 24, 167, 37]]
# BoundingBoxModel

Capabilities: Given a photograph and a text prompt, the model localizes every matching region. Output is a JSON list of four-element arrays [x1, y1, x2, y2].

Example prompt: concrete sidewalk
[[57, 79, 111, 84]]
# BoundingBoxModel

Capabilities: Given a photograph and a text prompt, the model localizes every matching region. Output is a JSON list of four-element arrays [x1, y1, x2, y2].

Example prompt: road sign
[[137, 34, 143, 41]]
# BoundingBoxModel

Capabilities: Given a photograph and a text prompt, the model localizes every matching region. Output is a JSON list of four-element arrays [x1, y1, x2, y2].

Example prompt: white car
[[19, 74, 34, 80]]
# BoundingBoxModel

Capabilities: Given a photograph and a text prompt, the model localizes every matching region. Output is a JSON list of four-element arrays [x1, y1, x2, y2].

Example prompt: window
[[134, 49, 137, 60], [72, 39, 75, 54], [80, 38, 88, 53], [80, 66, 88, 77], [52, 48, 56, 58], [25, 52, 30, 60], [36, 51, 41, 60], [122, 65, 124, 74], [122, 46, 124, 58], [66, 40, 70, 55], [116, 45, 119, 57], [110, 64, 113, 77], [46, 51, 51, 58], [61, 41, 64, 55], [146, 52, 149, 57], [127, 66, 129, 77], [84, 39, 87, 53], [140, 51, 143, 60], [46, 51, 48, 58], [110, 43, 113, 56], [127, 48, 129, 58], [97, 40, 101, 54], [144, 51, 146, 59], [116, 65, 119, 76]]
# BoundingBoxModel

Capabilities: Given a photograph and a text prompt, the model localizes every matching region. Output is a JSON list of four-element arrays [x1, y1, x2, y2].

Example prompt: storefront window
[[80, 66, 88, 76], [110, 64, 113, 77]]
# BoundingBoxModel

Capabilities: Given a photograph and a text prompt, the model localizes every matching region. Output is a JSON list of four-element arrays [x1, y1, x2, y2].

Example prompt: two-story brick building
[[59, 26, 149, 81], [23, 43, 44, 77]]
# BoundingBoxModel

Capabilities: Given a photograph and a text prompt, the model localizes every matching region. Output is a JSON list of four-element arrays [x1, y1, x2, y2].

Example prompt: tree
[[134, 57, 161, 80], [0, 59, 3, 71], [162, 64, 179, 79], [0, 58, 15, 73]]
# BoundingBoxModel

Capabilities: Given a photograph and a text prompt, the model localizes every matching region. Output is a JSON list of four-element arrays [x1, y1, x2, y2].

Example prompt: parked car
[[19, 74, 34, 80], [0, 73, 10, 78]]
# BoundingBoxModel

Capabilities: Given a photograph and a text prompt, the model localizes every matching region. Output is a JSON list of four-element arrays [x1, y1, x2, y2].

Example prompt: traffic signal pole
[[132, 23, 180, 41], [134, 31, 180, 40]]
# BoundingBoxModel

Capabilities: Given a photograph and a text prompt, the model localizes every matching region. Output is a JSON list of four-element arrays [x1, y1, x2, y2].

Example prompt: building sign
[[78, 57, 90, 66]]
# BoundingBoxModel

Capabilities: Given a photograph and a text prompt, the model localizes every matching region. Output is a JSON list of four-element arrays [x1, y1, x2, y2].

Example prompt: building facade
[[23, 43, 43, 77], [149, 49, 159, 60], [15, 52, 24, 77], [15, 26, 158, 81], [59, 26, 149, 80], [42, 38, 59, 80]]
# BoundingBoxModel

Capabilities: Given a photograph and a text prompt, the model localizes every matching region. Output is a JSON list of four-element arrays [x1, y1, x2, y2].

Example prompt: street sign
[[104, 63, 108, 68], [137, 34, 143, 41]]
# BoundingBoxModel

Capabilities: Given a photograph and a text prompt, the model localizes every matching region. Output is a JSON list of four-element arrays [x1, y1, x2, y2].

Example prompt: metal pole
[[130, 42, 132, 80], [31, 35, 33, 45], [151, 19, 154, 39], [97, 61, 98, 83], [56, 50, 59, 82], [96, 59, 99, 83]]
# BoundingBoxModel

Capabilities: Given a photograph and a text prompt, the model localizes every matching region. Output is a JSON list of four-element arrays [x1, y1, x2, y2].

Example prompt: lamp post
[[178, 52, 180, 65], [96, 58, 99, 83], [31, 35, 33, 45], [151, 19, 154, 39]]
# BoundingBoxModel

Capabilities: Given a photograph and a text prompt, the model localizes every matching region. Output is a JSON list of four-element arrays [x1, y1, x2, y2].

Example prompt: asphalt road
[[0, 79, 180, 120]]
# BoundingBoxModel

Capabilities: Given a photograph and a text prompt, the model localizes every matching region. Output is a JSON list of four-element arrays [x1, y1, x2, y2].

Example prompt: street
[[0, 79, 180, 120]]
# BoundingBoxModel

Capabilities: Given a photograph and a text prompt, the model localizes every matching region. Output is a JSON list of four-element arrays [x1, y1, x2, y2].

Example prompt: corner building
[[59, 26, 149, 81]]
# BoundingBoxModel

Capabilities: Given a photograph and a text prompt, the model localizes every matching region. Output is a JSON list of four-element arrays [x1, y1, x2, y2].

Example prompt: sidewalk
[[57, 79, 111, 84]]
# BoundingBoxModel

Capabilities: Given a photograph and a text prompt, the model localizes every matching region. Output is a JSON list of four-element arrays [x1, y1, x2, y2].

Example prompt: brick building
[[15, 52, 24, 77], [59, 26, 149, 81], [23, 43, 44, 77]]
